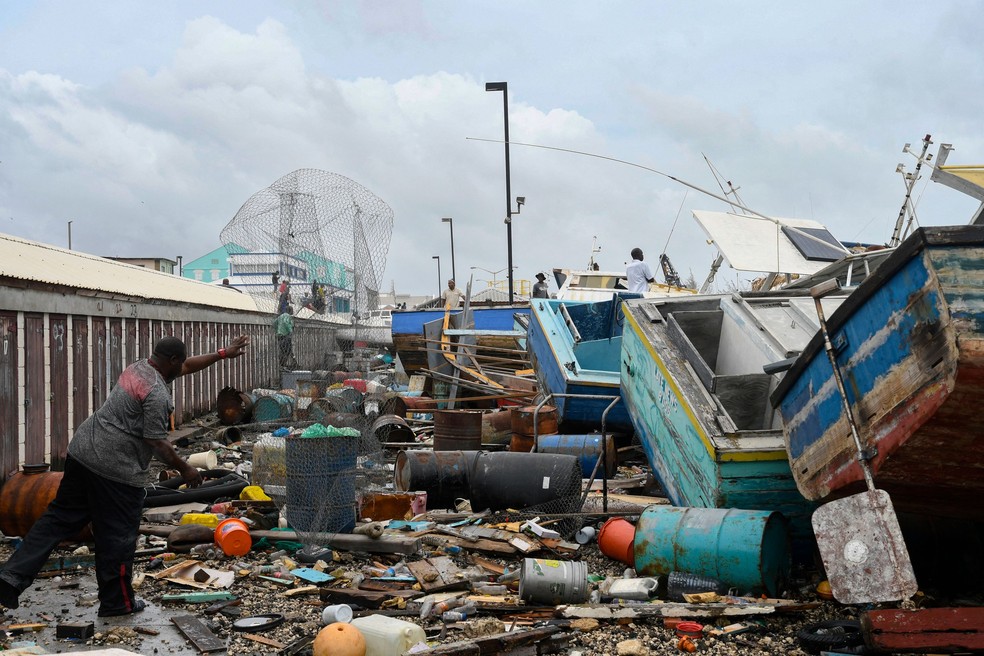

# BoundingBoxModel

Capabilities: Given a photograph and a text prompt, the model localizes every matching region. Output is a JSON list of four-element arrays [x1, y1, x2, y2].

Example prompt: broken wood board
[[410, 626, 562, 655], [139, 525, 421, 554], [360, 579, 414, 592], [172, 615, 225, 653], [558, 601, 790, 619], [861, 607, 984, 653], [243, 633, 287, 650], [470, 555, 506, 575], [283, 586, 320, 597], [437, 535, 517, 555], [408, 556, 470, 593], [321, 587, 422, 608]]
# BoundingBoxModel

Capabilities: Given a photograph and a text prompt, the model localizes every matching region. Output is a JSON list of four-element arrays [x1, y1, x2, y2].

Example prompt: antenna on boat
[[588, 236, 602, 269], [889, 134, 933, 247], [698, 155, 749, 293]]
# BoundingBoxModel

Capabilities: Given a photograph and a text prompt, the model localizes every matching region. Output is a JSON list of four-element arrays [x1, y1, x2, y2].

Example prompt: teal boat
[[618, 291, 849, 553]]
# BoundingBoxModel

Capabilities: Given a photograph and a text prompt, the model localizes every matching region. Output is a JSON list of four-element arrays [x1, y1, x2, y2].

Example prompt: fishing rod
[[466, 136, 849, 257]]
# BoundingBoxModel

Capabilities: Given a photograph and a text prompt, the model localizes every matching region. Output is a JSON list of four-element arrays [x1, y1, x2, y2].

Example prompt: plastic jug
[[350, 615, 426, 656]]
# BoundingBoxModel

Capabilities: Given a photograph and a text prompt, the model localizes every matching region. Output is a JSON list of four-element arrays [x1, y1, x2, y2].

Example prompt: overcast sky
[[2, 1, 983, 297]]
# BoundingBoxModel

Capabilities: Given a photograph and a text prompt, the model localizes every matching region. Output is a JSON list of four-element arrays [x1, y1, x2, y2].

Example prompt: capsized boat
[[771, 225, 984, 519], [527, 297, 634, 432]]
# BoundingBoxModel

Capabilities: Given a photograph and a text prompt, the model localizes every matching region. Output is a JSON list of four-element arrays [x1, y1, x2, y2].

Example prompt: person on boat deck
[[626, 248, 656, 293], [0, 335, 249, 618], [441, 279, 464, 308], [532, 272, 550, 298]]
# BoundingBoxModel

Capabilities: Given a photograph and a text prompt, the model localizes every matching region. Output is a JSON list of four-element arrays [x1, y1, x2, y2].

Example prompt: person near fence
[[275, 306, 296, 369], [0, 334, 249, 617]]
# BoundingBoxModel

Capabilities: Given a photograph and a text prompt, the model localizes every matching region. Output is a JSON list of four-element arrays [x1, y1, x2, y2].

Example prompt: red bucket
[[343, 379, 368, 393], [598, 517, 636, 566]]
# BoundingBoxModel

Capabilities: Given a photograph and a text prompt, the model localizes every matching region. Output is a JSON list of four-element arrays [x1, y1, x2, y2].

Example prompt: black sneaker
[[0, 580, 19, 610], [98, 598, 146, 617]]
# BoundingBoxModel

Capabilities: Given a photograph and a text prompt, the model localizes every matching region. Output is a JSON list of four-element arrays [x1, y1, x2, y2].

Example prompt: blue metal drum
[[633, 505, 791, 597]]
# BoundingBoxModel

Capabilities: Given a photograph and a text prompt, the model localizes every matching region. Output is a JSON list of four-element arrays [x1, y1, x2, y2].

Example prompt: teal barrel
[[633, 505, 791, 597], [536, 434, 616, 477], [252, 393, 294, 421]]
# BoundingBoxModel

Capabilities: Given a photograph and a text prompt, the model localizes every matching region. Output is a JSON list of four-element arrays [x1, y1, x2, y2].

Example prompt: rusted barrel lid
[[511, 405, 559, 436]]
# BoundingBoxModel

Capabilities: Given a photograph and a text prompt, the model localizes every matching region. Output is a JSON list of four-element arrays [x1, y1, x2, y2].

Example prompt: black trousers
[[0, 456, 145, 615], [278, 334, 294, 367]]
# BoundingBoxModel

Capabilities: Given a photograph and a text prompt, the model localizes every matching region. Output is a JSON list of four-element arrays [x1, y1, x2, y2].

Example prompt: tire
[[796, 619, 864, 655]]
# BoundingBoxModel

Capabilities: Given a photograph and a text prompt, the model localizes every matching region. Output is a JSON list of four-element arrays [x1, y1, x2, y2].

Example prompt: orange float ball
[[313, 622, 366, 656]]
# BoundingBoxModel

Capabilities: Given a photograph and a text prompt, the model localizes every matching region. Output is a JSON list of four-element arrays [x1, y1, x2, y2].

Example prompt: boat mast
[[889, 134, 933, 247], [699, 155, 748, 293]]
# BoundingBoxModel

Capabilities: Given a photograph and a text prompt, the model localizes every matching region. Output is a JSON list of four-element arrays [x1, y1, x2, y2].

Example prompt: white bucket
[[187, 451, 218, 470], [321, 603, 353, 625], [350, 615, 426, 656], [607, 577, 659, 600]]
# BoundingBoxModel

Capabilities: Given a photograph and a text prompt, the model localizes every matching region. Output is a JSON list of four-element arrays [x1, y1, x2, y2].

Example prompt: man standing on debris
[[0, 335, 249, 617], [626, 247, 656, 293], [532, 272, 550, 298], [275, 306, 295, 369], [441, 279, 464, 308]]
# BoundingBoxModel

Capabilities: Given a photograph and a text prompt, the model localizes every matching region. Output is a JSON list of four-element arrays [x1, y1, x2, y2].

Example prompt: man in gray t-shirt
[[0, 335, 249, 617]]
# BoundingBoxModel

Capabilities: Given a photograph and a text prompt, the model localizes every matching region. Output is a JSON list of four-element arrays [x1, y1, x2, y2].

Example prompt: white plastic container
[[606, 577, 659, 600], [350, 614, 426, 656]]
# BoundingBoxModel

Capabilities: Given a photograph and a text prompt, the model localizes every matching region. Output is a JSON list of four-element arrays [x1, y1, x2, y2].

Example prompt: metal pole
[[502, 89, 514, 304], [443, 217, 456, 282], [67, 220, 73, 250], [433, 256, 441, 299], [486, 81, 514, 304]]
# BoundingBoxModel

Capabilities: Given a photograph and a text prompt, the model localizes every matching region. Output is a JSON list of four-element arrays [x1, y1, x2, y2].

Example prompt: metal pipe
[[558, 303, 583, 343], [811, 280, 876, 491], [485, 81, 514, 303]]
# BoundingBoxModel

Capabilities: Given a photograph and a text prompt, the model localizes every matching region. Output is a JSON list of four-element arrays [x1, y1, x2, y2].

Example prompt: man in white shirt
[[625, 248, 656, 293], [441, 279, 465, 308]]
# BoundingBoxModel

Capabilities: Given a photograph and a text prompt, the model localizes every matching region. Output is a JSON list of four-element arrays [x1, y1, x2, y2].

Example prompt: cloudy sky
[[2, 2, 983, 298]]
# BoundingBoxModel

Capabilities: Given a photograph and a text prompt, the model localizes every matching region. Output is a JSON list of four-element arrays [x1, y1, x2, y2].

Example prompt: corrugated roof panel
[[0, 231, 259, 312]]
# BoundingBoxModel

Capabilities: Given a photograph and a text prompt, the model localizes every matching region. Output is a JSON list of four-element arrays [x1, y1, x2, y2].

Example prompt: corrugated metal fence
[[0, 296, 337, 485]]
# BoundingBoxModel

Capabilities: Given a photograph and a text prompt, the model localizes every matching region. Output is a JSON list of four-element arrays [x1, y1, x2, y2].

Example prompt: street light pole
[[441, 217, 456, 282], [485, 81, 514, 304], [432, 256, 441, 298], [67, 220, 73, 250]]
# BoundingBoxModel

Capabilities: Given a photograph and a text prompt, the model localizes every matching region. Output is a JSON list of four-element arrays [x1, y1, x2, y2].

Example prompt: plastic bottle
[[497, 569, 520, 584], [472, 584, 508, 596], [441, 602, 476, 621], [418, 599, 434, 619], [189, 545, 217, 559]]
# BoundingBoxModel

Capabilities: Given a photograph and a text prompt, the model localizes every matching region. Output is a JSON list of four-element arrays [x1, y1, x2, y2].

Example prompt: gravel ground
[[1, 424, 967, 655]]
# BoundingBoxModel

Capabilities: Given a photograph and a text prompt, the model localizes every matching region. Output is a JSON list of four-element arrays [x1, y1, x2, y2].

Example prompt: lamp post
[[441, 217, 456, 282], [67, 220, 73, 250], [432, 255, 442, 298], [485, 81, 515, 303], [470, 265, 509, 287]]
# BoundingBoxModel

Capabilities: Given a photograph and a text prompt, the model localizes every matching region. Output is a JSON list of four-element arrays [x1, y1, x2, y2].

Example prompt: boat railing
[[530, 392, 620, 512], [558, 303, 583, 343]]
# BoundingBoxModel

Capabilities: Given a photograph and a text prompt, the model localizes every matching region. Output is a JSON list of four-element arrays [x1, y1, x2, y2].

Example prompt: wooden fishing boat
[[619, 290, 851, 550], [771, 225, 984, 519], [527, 297, 633, 432]]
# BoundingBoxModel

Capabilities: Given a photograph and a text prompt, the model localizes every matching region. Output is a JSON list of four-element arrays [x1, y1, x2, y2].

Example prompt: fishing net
[[219, 168, 394, 351], [244, 384, 395, 555]]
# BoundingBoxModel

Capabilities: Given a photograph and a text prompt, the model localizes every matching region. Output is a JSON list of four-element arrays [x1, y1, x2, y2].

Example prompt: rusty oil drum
[[394, 450, 481, 509], [0, 464, 90, 539], [372, 414, 416, 444], [432, 410, 483, 451], [216, 386, 254, 425], [510, 405, 558, 452], [482, 410, 513, 446]]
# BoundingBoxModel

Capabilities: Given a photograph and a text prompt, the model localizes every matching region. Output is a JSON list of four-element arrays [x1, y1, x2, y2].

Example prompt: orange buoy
[[313, 622, 366, 656]]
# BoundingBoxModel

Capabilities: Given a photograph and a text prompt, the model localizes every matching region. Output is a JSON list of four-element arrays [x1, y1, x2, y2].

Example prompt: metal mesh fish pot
[[285, 433, 359, 536]]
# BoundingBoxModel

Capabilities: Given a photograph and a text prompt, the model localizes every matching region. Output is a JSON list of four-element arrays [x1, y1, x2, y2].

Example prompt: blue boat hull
[[771, 226, 984, 519]]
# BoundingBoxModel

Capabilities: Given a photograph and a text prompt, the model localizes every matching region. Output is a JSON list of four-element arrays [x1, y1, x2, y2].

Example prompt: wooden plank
[[439, 535, 517, 555], [321, 588, 422, 608], [172, 615, 226, 653], [862, 607, 984, 652], [407, 556, 470, 593], [243, 633, 287, 649]]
